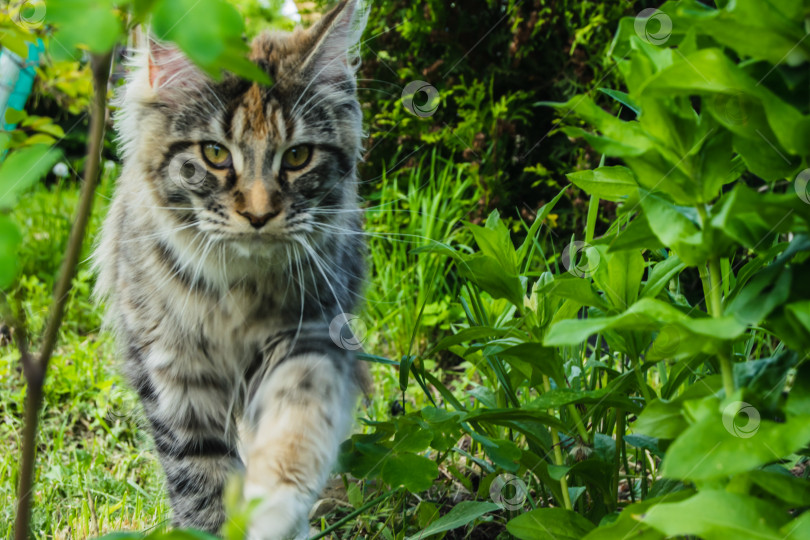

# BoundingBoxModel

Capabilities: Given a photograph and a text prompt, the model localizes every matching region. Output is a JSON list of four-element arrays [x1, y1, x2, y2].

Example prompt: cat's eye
[[281, 145, 312, 171], [201, 142, 232, 168]]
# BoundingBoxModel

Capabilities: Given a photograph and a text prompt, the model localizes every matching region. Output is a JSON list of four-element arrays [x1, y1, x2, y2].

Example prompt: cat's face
[[118, 1, 365, 250]]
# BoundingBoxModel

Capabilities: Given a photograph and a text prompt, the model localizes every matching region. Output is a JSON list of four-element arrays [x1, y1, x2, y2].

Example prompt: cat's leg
[[126, 342, 240, 533], [242, 350, 357, 540]]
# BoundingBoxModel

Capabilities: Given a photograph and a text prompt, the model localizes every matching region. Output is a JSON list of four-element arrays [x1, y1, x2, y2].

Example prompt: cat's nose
[[237, 209, 279, 229]]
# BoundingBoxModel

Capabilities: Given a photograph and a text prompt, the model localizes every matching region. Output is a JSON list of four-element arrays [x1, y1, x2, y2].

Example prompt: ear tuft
[[302, 0, 368, 81], [147, 37, 208, 92]]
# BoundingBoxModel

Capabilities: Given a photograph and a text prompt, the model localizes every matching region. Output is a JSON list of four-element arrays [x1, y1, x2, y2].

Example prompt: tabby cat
[[94, 2, 369, 537]]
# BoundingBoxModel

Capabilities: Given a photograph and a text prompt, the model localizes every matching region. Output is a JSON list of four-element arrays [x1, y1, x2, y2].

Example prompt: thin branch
[[14, 50, 113, 540]]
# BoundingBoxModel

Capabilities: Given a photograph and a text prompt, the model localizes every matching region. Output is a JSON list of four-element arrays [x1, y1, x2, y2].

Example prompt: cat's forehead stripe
[[243, 84, 268, 138]]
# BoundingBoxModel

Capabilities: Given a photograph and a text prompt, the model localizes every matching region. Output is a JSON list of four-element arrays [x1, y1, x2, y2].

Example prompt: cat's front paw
[[245, 483, 311, 540]]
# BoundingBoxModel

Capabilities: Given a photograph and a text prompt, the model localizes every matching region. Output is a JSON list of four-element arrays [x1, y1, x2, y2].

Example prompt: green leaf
[[47, 0, 122, 53], [661, 404, 810, 481], [0, 215, 22, 289], [536, 276, 610, 310], [566, 166, 638, 202], [781, 512, 810, 540], [507, 508, 595, 540], [381, 453, 438, 492], [639, 191, 707, 265], [748, 469, 810, 507], [0, 145, 62, 209], [598, 88, 640, 115], [457, 253, 525, 308], [391, 421, 433, 453], [640, 254, 685, 299], [544, 95, 654, 156], [404, 501, 501, 540], [528, 387, 641, 414], [151, 0, 270, 83], [582, 489, 694, 540], [544, 298, 745, 353], [591, 246, 645, 309], [641, 490, 788, 540]]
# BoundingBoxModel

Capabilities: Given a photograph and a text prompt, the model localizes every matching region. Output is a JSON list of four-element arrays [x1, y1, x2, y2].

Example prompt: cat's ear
[[301, 0, 368, 81], [147, 37, 208, 92]]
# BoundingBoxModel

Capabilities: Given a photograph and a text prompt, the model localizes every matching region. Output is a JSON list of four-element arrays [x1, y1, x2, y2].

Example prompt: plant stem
[[14, 51, 112, 540], [630, 355, 652, 403], [704, 257, 734, 397], [543, 375, 572, 510]]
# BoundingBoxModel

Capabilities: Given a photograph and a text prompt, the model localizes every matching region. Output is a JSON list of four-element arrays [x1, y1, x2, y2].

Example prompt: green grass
[[1, 169, 172, 537]]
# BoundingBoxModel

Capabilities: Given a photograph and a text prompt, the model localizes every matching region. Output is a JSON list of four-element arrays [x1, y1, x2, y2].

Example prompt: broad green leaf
[[0, 145, 62, 209], [507, 508, 595, 540], [603, 214, 665, 252], [381, 453, 438, 493], [591, 246, 645, 309], [641, 490, 787, 540], [47, 0, 122, 54], [544, 298, 745, 352], [543, 95, 654, 156], [638, 191, 707, 265], [748, 469, 810, 507], [582, 489, 694, 540], [644, 48, 810, 157], [633, 380, 722, 439], [391, 422, 433, 453], [528, 387, 641, 414], [711, 185, 810, 252], [661, 405, 810, 481], [151, 0, 271, 83], [457, 253, 524, 308], [567, 166, 638, 202], [781, 512, 810, 540], [536, 276, 610, 310], [404, 501, 500, 540], [484, 438, 522, 473]]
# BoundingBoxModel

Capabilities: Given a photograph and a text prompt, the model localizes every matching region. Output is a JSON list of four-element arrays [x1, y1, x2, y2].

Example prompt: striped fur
[[94, 2, 369, 537]]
